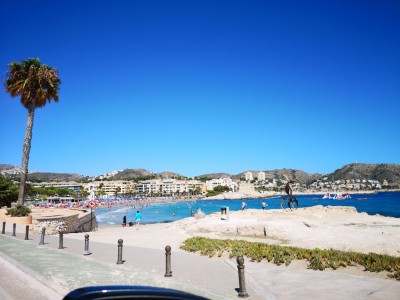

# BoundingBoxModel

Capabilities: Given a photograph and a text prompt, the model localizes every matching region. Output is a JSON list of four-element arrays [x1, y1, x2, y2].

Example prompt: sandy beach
[[63, 205, 400, 257], [1, 205, 400, 299]]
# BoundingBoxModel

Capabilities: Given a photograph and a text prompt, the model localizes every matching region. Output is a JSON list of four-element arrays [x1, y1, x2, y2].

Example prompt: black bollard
[[2, 222, 5, 234], [237, 256, 249, 298], [59, 232, 64, 249], [116, 239, 124, 264], [25, 225, 29, 240], [164, 245, 172, 277], [12, 223, 16, 237], [39, 227, 46, 245], [83, 234, 91, 255]]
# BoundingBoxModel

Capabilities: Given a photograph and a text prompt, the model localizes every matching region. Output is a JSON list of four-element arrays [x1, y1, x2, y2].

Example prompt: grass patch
[[221, 232, 289, 244], [181, 237, 400, 280]]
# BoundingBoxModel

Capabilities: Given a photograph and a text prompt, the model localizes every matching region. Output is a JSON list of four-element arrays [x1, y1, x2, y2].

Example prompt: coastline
[[202, 189, 399, 200]]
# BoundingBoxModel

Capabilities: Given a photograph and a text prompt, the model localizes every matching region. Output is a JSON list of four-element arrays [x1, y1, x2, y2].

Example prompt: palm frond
[[4, 58, 61, 109]]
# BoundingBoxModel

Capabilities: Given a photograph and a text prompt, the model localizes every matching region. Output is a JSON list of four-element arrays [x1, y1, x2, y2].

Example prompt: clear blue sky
[[1, 0, 399, 177]]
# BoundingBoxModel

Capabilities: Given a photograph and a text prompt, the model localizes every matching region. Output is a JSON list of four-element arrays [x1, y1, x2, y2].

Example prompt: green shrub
[[6, 205, 31, 217], [181, 237, 400, 280], [309, 253, 326, 270]]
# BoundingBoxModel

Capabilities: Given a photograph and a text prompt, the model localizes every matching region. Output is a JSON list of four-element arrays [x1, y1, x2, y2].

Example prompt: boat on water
[[333, 192, 351, 200], [322, 192, 351, 200]]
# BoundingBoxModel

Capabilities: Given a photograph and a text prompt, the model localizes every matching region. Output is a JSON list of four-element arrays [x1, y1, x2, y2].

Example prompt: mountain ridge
[[1, 163, 399, 187]]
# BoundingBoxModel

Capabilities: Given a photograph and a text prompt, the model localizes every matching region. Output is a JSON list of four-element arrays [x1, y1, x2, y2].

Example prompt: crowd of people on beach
[[31, 196, 194, 210]]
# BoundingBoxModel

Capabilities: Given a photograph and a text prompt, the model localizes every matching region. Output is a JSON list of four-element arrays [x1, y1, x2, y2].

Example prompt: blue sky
[[1, 0, 399, 177]]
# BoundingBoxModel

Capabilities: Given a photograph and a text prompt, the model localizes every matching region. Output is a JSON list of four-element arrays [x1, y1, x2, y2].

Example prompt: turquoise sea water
[[95, 191, 400, 226]]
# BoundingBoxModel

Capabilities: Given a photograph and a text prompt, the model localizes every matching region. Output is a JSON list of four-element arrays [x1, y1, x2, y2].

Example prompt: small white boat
[[333, 193, 351, 200]]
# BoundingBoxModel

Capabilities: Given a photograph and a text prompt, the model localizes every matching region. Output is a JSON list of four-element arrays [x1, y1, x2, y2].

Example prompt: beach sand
[[63, 205, 400, 257]]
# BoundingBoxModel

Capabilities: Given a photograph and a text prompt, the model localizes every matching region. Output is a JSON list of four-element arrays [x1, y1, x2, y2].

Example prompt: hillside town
[[1, 165, 394, 202]]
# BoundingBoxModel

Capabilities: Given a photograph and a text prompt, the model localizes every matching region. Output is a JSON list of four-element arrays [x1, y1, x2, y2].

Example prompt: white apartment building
[[245, 171, 253, 181], [135, 179, 205, 195], [85, 180, 135, 198], [257, 171, 266, 181], [205, 178, 238, 192], [264, 179, 277, 188]]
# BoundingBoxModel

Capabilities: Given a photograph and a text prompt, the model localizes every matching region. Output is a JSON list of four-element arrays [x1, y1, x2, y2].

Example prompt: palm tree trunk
[[18, 106, 35, 205]]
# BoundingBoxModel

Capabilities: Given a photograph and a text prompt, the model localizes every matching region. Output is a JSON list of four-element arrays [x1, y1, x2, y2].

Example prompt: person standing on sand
[[262, 200, 267, 210], [134, 210, 142, 230], [242, 200, 247, 211], [122, 216, 126, 227]]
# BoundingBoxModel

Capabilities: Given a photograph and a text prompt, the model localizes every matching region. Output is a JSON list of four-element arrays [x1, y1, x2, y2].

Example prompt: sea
[[95, 191, 400, 226]]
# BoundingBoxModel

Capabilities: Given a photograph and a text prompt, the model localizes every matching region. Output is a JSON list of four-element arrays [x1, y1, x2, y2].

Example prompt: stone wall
[[0, 209, 32, 224], [32, 211, 97, 234]]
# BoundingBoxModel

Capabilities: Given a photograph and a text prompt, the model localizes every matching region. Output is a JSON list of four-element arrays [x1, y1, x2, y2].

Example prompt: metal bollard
[[25, 225, 29, 240], [83, 234, 91, 255], [164, 245, 172, 277], [237, 256, 249, 297], [116, 239, 124, 264], [59, 232, 64, 249], [2, 222, 5, 234], [12, 223, 16, 237], [39, 227, 46, 245]]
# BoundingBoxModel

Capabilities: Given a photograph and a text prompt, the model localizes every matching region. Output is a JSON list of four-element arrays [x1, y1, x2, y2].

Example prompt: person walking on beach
[[262, 200, 267, 210], [242, 200, 247, 211], [122, 216, 126, 227], [134, 210, 142, 230]]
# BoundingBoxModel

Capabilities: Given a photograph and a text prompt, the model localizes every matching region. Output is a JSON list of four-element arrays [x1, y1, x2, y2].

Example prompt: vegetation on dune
[[6, 204, 31, 217], [181, 237, 400, 279]]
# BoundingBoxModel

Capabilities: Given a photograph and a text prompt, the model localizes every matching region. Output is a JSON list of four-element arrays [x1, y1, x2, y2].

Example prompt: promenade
[[0, 220, 399, 299]]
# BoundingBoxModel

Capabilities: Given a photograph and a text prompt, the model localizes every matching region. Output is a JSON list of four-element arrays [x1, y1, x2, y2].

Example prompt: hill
[[110, 169, 184, 180], [0, 164, 16, 171], [232, 169, 322, 184], [195, 173, 232, 179], [28, 172, 87, 182], [1, 163, 399, 186], [328, 163, 400, 187]]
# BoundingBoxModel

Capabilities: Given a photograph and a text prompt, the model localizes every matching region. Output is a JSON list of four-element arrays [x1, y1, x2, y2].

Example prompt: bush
[[181, 237, 400, 280], [6, 205, 31, 217]]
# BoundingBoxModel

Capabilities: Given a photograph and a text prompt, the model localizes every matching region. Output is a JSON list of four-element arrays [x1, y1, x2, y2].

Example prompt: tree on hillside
[[4, 58, 61, 205]]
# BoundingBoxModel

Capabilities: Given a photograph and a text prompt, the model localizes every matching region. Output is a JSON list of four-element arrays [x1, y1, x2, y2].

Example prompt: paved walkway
[[0, 224, 399, 299]]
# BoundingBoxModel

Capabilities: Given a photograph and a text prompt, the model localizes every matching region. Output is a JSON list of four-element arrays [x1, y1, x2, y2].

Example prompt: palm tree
[[115, 186, 121, 198], [4, 58, 61, 205]]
